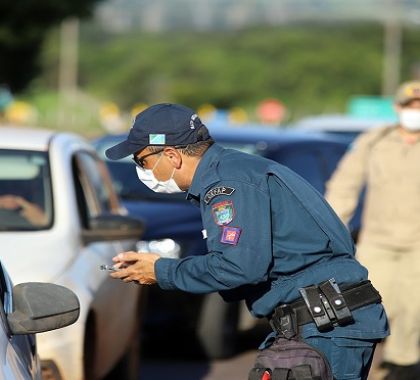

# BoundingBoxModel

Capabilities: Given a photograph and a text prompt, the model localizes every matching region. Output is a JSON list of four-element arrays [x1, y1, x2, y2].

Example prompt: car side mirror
[[82, 214, 144, 244], [7, 282, 80, 335]]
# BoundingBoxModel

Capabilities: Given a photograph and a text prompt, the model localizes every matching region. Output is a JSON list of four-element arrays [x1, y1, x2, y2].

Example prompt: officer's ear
[[162, 147, 182, 169]]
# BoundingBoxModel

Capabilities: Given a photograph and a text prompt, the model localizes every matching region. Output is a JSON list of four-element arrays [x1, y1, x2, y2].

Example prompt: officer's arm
[[155, 180, 272, 293], [325, 131, 373, 225]]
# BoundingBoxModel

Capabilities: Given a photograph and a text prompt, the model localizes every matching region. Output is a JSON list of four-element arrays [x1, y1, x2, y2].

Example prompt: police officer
[[326, 81, 420, 380], [105, 103, 389, 380]]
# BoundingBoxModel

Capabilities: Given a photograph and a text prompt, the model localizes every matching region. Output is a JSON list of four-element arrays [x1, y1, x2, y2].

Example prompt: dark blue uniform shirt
[[155, 143, 389, 340]]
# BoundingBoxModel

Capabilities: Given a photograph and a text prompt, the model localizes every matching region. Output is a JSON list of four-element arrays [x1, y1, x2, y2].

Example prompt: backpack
[[248, 336, 333, 380]]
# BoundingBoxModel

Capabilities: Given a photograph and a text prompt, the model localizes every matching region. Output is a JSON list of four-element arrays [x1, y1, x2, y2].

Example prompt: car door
[[72, 151, 140, 378], [0, 262, 40, 380]]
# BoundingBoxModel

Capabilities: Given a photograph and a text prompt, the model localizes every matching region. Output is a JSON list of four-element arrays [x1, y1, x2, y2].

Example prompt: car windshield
[[0, 149, 53, 231], [95, 139, 261, 201]]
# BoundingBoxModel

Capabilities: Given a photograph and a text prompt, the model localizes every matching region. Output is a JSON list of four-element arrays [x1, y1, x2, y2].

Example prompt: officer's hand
[[110, 251, 160, 285]]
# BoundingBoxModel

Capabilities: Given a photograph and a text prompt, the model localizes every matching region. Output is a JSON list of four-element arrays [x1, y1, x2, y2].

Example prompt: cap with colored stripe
[[105, 103, 208, 160]]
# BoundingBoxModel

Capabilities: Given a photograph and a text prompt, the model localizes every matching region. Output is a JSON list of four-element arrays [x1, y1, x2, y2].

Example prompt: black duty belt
[[269, 279, 382, 338]]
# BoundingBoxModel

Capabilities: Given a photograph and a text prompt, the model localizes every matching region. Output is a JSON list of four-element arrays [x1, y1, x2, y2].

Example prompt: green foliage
[[36, 23, 420, 120], [19, 90, 105, 137], [0, 0, 103, 92]]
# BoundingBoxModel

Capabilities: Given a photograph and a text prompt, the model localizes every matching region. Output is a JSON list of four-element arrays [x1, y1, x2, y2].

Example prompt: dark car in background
[[93, 126, 355, 359]]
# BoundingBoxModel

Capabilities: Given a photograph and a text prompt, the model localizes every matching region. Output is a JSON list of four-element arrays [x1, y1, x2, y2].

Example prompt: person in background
[[325, 81, 420, 380]]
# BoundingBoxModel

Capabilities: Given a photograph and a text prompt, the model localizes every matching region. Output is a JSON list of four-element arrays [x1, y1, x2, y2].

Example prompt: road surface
[[139, 322, 271, 380]]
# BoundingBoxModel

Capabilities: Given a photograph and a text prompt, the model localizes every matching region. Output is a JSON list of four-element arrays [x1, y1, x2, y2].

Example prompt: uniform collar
[[187, 143, 224, 201]]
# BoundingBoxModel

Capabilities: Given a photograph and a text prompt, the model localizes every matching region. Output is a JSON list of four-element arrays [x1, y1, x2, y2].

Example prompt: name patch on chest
[[220, 226, 241, 245], [204, 186, 235, 204]]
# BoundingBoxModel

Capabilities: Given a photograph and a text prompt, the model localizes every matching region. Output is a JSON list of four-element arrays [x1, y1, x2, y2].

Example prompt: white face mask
[[135, 155, 184, 194], [399, 109, 420, 131]]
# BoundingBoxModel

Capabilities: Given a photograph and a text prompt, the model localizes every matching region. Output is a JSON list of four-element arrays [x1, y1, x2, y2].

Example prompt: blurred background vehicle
[[0, 260, 79, 380], [0, 127, 145, 380], [293, 114, 391, 138], [93, 125, 357, 359]]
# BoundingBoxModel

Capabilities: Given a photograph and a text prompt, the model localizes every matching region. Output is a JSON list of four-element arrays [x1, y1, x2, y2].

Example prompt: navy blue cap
[[105, 103, 208, 160]]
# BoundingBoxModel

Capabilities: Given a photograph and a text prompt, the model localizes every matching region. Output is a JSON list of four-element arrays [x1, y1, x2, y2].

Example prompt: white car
[[0, 127, 145, 380], [0, 260, 79, 380]]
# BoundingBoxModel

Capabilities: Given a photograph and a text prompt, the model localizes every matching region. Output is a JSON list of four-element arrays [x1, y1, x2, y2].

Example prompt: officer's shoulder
[[220, 148, 272, 171], [216, 149, 271, 185]]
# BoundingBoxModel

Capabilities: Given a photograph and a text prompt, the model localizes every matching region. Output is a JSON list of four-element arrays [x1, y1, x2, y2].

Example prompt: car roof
[[0, 126, 56, 151], [0, 126, 93, 154], [292, 114, 392, 132], [210, 126, 348, 144]]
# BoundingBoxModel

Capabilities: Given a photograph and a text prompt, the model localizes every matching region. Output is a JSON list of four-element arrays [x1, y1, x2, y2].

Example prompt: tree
[[0, 0, 102, 92]]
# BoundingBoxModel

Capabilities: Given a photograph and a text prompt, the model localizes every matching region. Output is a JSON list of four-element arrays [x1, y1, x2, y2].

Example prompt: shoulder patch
[[212, 200, 235, 225], [220, 226, 241, 245], [204, 186, 235, 204]]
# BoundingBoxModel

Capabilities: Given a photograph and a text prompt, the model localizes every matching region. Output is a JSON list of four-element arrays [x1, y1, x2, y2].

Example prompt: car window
[[73, 152, 120, 226], [0, 264, 7, 333], [267, 143, 347, 194], [104, 160, 153, 199], [0, 264, 6, 309], [0, 149, 53, 231], [0, 262, 13, 319], [1, 265, 13, 314]]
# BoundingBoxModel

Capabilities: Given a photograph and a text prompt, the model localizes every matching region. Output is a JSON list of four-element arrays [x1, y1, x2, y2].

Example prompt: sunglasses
[[132, 149, 164, 168], [132, 145, 189, 168]]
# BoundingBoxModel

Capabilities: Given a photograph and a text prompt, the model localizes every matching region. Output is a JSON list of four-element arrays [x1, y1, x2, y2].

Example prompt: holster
[[299, 278, 354, 332], [269, 305, 298, 339]]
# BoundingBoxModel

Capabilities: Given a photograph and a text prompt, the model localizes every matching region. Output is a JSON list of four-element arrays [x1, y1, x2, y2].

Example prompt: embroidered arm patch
[[212, 200, 235, 225], [220, 226, 241, 245]]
